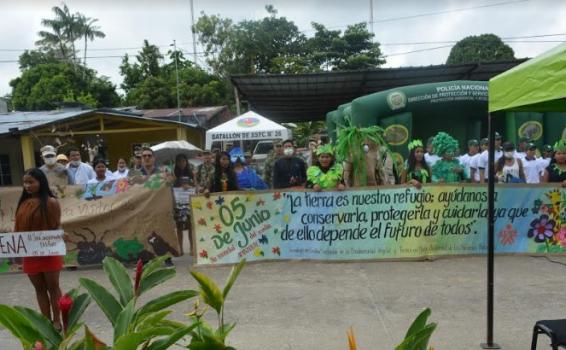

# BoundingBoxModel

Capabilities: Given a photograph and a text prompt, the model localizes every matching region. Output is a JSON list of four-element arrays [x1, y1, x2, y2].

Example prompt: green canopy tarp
[[489, 43, 566, 113]]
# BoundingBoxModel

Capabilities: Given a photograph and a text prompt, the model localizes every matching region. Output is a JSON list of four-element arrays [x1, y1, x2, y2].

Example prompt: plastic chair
[[531, 319, 566, 349]]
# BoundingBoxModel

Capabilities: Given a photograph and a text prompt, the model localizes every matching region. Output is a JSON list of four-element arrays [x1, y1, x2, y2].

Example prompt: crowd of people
[[14, 131, 566, 329]]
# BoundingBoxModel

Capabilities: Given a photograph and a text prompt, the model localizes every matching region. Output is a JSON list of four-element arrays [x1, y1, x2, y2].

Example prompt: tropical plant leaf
[[114, 299, 136, 343], [135, 290, 198, 321], [103, 257, 134, 306], [215, 322, 237, 342], [395, 323, 437, 350], [113, 327, 172, 350], [146, 323, 200, 350], [223, 259, 245, 299], [139, 268, 176, 295], [14, 306, 62, 347], [84, 326, 108, 350], [0, 304, 44, 349], [404, 308, 431, 339], [190, 270, 223, 314], [188, 333, 227, 350], [67, 293, 91, 332], [141, 255, 171, 279], [79, 278, 122, 326], [136, 310, 172, 332]]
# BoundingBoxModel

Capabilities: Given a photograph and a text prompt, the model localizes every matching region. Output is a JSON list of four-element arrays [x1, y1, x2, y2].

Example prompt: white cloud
[[1, 0, 565, 98]]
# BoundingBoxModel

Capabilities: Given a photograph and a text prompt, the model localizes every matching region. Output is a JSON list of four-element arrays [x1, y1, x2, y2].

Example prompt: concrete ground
[[1, 254, 565, 350]]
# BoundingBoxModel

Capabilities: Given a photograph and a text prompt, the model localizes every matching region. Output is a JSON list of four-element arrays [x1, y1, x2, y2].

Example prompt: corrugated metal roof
[[231, 59, 528, 123], [0, 108, 189, 136], [0, 109, 94, 135]]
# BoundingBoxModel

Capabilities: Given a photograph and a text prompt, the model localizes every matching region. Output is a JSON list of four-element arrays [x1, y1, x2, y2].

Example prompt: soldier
[[196, 150, 215, 193], [263, 141, 283, 188]]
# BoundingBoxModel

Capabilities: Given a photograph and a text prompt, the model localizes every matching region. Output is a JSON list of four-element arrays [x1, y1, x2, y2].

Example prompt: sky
[[1, 0, 565, 97]]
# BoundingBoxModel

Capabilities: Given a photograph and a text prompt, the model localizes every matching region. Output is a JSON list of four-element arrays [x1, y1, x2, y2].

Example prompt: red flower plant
[[214, 224, 222, 233], [198, 218, 207, 226], [272, 247, 281, 256], [199, 250, 208, 258], [273, 192, 281, 200], [134, 259, 143, 296], [207, 201, 214, 210], [34, 341, 44, 350], [256, 199, 265, 206], [58, 294, 73, 333]]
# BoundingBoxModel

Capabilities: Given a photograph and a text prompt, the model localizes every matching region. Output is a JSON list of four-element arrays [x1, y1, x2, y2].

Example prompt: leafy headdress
[[316, 144, 335, 156], [408, 139, 424, 151], [336, 121, 390, 186], [432, 132, 459, 157], [554, 139, 566, 152]]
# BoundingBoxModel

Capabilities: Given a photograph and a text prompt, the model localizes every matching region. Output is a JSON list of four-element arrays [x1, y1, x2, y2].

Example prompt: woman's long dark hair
[[17, 168, 56, 218], [407, 147, 431, 178], [213, 152, 238, 192], [174, 154, 191, 178]]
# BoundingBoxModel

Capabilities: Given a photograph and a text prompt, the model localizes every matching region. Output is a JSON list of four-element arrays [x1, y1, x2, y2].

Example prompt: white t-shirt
[[458, 153, 476, 179], [515, 151, 526, 160], [113, 169, 129, 179], [469, 153, 483, 182], [87, 173, 116, 184], [522, 157, 542, 184], [425, 153, 441, 168], [478, 150, 503, 179], [539, 158, 551, 172]]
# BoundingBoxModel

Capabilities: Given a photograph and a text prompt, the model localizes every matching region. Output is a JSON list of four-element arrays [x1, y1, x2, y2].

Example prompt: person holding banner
[[87, 159, 115, 184], [273, 140, 307, 189], [233, 157, 268, 190], [197, 150, 215, 193], [431, 132, 467, 183], [495, 142, 526, 183], [205, 151, 238, 194], [401, 140, 431, 189], [15, 168, 64, 331], [305, 144, 345, 191], [113, 158, 129, 179], [542, 140, 566, 186]]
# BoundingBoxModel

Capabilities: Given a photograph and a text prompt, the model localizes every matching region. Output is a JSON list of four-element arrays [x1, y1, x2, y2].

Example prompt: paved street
[[1, 254, 565, 349]]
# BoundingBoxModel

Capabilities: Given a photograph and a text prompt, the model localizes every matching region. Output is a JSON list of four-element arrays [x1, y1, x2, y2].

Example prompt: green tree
[[194, 5, 306, 77], [36, 4, 82, 61], [10, 63, 119, 110], [120, 42, 229, 109], [446, 34, 515, 65], [78, 15, 105, 67], [307, 22, 385, 70], [194, 6, 385, 76]]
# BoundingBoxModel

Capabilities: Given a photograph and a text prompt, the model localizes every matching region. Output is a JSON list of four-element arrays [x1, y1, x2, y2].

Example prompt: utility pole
[[369, 0, 374, 35], [173, 40, 181, 122], [190, 0, 198, 66]]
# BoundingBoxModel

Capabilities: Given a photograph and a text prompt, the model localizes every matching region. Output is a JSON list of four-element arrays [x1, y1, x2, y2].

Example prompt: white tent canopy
[[205, 111, 291, 149]]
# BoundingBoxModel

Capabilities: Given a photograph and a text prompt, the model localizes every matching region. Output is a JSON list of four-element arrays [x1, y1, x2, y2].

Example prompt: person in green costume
[[400, 139, 431, 189], [431, 132, 467, 183], [305, 144, 345, 191]]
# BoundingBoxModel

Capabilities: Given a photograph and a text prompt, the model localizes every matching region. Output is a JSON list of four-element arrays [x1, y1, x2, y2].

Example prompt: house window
[[0, 154, 12, 186]]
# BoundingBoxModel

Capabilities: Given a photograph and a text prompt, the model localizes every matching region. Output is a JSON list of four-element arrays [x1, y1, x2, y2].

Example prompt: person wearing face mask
[[113, 158, 130, 179], [39, 145, 70, 187], [273, 139, 307, 189], [495, 142, 526, 183], [66, 147, 96, 185], [431, 132, 467, 183]]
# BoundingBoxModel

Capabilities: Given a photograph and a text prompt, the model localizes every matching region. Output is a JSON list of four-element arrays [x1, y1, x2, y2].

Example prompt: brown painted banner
[[0, 176, 179, 273]]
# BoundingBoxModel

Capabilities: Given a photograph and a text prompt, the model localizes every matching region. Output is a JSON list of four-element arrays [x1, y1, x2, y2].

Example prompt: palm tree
[[36, 4, 82, 62], [78, 16, 105, 67]]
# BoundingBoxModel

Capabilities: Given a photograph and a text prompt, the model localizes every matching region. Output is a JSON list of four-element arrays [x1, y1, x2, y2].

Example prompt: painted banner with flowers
[[0, 174, 178, 273], [192, 185, 566, 265]]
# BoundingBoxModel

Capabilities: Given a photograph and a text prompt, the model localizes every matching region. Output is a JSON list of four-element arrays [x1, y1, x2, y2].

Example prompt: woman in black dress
[[542, 140, 566, 186]]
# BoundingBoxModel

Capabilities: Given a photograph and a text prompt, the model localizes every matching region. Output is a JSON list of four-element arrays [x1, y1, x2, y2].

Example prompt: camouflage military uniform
[[263, 150, 281, 188], [196, 163, 215, 191]]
